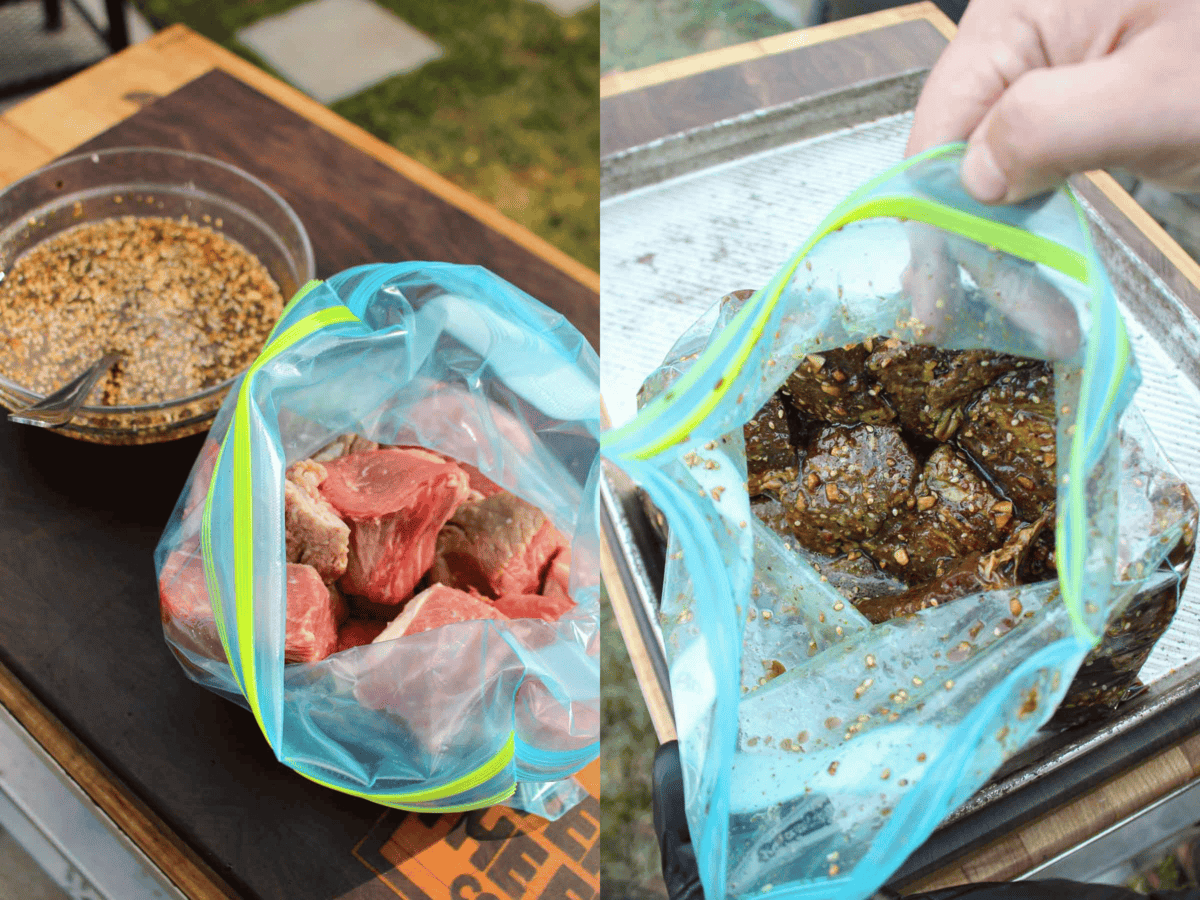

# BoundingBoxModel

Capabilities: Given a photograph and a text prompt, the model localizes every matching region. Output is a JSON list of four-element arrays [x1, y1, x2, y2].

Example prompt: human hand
[[907, 0, 1200, 204]]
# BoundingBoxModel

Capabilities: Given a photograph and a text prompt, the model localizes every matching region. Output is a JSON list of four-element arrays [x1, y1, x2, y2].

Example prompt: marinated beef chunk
[[868, 340, 1027, 441], [782, 342, 895, 425], [788, 424, 918, 552], [744, 393, 801, 494], [372, 584, 507, 642], [853, 510, 1051, 624], [815, 551, 909, 602], [958, 363, 1057, 519], [431, 491, 568, 598], [320, 448, 471, 605], [864, 445, 1013, 584], [284, 459, 351, 583]]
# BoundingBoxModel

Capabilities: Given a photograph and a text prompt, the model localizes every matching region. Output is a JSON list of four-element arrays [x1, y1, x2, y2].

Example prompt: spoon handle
[[8, 352, 123, 429]]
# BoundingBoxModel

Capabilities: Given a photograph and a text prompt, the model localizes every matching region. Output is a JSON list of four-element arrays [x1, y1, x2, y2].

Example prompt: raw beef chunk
[[372, 584, 508, 642], [159, 549, 224, 660], [431, 492, 568, 598], [493, 593, 575, 622], [320, 448, 471, 605], [336, 617, 387, 653], [161, 555, 343, 664], [541, 546, 573, 605], [312, 433, 379, 462], [284, 459, 350, 582], [284, 563, 342, 663]]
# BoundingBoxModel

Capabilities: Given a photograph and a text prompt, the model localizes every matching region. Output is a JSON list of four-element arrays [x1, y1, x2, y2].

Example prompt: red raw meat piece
[[182, 440, 221, 521], [431, 492, 568, 598], [336, 617, 387, 653], [492, 593, 575, 622], [159, 549, 224, 660], [348, 592, 412, 621], [460, 463, 504, 501], [284, 563, 341, 663], [320, 448, 471, 605], [393, 445, 503, 501], [284, 459, 350, 583], [541, 547, 573, 605], [161, 553, 343, 664], [373, 584, 508, 642], [312, 433, 379, 462]]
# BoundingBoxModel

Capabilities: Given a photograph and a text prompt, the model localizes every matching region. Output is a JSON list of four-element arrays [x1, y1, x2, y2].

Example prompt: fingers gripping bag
[[603, 144, 1198, 898], [155, 262, 600, 818]]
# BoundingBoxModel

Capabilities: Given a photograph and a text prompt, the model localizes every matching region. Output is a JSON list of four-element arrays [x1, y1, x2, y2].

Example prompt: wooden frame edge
[[599, 1, 953, 99], [1082, 170, 1200, 295], [0, 660, 240, 900], [600, 524, 677, 745]]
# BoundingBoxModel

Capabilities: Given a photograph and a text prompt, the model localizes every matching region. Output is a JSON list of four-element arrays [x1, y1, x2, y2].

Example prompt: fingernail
[[961, 144, 1008, 204]]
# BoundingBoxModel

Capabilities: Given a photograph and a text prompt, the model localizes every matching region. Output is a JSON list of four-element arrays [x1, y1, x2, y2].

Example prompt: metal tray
[[599, 68, 1200, 877]]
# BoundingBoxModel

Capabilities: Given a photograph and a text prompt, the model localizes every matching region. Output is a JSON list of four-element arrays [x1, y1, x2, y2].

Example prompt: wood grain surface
[[599, 1, 954, 99], [600, 17, 947, 156]]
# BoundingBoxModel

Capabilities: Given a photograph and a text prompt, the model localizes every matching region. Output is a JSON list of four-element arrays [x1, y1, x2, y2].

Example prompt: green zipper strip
[[267, 279, 323, 343], [229, 305, 362, 741], [287, 731, 517, 808], [200, 439, 242, 695], [606, 194, 1089, 461]]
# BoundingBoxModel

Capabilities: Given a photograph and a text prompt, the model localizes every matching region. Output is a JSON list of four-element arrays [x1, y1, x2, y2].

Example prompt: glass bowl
[[0, 147, 315, 444]]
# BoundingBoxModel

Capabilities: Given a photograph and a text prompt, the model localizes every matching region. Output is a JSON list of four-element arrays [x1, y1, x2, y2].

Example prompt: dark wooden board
[[73, 69, 599, 351], [0, 69, 599, 900], [600, 18, 947, 156]]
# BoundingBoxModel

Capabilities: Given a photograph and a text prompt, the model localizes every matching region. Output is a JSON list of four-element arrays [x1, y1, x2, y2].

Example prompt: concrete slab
[[531, 0, 598, 16], [236, 0, 442, 105], [0, 1, 106, 88], [73, 0, 156, 45]]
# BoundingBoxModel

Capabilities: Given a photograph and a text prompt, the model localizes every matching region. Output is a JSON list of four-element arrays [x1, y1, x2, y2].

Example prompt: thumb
[[960, 50, 1157, 204]]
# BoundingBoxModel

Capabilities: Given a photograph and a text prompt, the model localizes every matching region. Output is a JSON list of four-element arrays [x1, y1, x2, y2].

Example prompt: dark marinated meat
[[783, 341, 895, 425], [813, 550, 908, 602], [958, 363, 1057, 519], [868, 339, 1027, 441], [864, 445, 1013, 584], [853, 509, 1051, 624], [745, 393, 801, 493], [787, 424, 918, 552]]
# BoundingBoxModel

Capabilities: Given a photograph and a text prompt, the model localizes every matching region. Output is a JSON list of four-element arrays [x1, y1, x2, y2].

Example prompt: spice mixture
[[0, 215, 283, 406]]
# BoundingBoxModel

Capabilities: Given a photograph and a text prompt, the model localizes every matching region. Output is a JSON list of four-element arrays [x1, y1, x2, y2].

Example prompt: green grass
[[601, 0, 794, 73], [131, 0, 599, 271]]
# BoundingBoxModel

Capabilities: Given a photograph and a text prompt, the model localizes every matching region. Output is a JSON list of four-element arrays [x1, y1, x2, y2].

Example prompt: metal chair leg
[[42, 0, 63, 31]]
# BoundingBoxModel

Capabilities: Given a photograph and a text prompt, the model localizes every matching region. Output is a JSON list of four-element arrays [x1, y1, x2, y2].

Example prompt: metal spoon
[[8, 352, 122, 428]]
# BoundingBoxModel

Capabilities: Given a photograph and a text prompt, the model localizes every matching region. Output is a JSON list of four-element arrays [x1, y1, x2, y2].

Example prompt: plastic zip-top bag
[[603, 145, 1197, 898], [156, 262, 600, 818]]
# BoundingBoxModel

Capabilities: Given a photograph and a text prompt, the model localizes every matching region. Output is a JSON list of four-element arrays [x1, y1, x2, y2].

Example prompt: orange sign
[[350, 761, 599, 900]]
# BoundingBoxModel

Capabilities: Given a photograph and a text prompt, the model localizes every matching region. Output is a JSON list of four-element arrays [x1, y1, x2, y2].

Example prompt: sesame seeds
[[0, 215, 282, 407]]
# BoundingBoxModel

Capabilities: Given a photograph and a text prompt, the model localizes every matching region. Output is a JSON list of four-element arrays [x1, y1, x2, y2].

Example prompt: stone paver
[[237, 0, 442, 105]]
